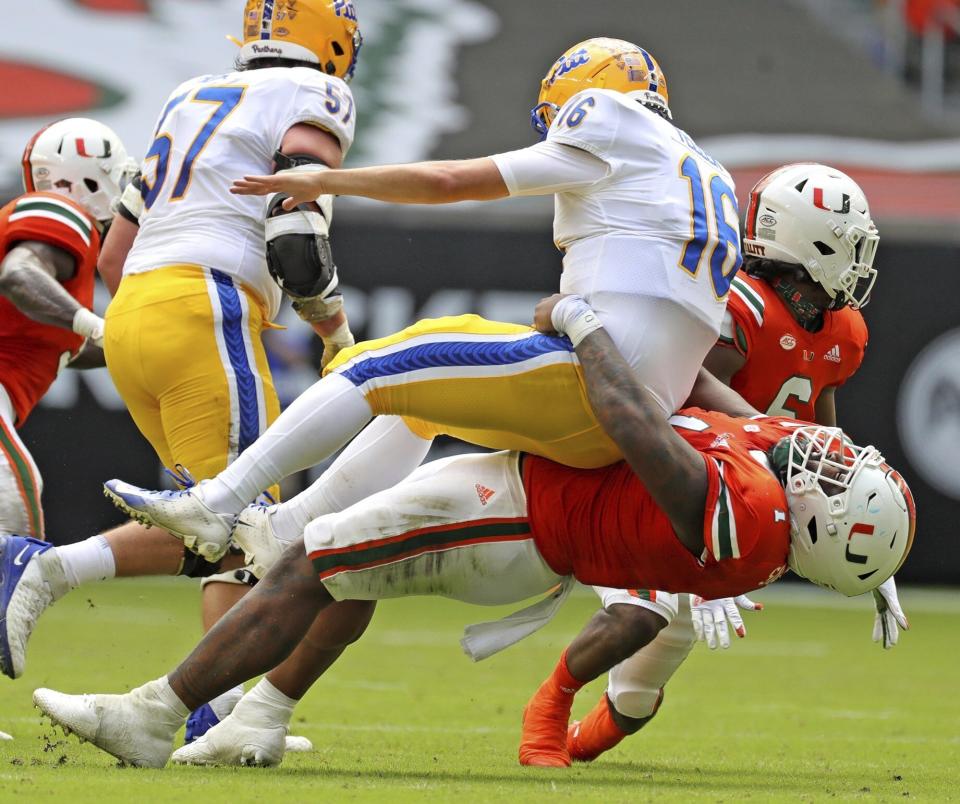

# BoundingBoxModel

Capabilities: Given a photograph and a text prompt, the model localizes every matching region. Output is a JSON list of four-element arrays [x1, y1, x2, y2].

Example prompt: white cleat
[[33, 678, 185, 768], [102, 479, 234, 562], [284, 734, 313, 753], [231, 505, 286, 579], [171, 707, 287, 767]]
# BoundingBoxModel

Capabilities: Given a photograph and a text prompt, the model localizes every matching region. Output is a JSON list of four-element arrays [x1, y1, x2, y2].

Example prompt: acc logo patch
[[779, 334, 796, 350], [759, 214, 777, 227]]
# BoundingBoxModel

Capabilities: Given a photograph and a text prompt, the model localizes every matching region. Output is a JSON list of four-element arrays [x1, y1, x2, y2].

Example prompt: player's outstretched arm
[[535, 294, 708, 556], [232, 157, 509, 209], [0, 241, 104, 346]]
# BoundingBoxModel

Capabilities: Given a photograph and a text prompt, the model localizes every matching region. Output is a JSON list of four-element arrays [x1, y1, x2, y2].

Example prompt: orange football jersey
[[524, 409, 794, 599], [0, 191, 100, 425], [719, 272, 868, 421]]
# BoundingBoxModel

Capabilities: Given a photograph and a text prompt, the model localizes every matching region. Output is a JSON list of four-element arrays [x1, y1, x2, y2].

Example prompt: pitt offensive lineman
[[0, 0, 362, 735]]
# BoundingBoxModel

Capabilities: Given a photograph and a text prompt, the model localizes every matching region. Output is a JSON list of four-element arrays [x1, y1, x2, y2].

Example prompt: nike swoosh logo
[[13, 546, 30, 566]]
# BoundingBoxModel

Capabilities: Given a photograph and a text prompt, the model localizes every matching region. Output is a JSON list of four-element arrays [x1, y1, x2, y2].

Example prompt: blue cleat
[[103, 478, 235, 562], [0, 534, 66, 679], [185, 703, 221, 743]]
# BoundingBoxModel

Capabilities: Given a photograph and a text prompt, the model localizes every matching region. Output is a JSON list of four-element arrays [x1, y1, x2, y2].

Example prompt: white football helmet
[[783, 426, 916, 597], [21, 118, 136, 224], [743, 163, 879, 309]]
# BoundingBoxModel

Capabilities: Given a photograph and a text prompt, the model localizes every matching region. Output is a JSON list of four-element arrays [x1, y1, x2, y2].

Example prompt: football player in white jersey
[[0, 0, 362, 744], [97, 38, 746, 766]]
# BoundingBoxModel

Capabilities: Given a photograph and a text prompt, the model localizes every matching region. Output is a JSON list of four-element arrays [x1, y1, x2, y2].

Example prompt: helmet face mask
[[21, 118, 135, 224], [238, 0, 362, 82], [782, 426, 916, 596], [530, 38, 670, 139], [743, 163, 879, 310]]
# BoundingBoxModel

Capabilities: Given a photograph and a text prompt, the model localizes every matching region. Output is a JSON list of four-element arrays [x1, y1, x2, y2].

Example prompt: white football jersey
[[505, 89, 741, 334], [124, 67, 356, 319]]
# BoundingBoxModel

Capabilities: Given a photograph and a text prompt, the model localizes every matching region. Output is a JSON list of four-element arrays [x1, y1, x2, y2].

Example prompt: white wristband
[[550, 295, 603, 347], [72, 308, 103, 338]]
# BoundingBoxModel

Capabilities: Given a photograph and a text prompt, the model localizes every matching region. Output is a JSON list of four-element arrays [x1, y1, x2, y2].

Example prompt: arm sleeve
[[490, 140, 611, 197], [280, 72, 356, 157]]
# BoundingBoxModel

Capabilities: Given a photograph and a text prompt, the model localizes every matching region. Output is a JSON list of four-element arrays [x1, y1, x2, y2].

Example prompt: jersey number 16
[[677, 154, 742, 300]]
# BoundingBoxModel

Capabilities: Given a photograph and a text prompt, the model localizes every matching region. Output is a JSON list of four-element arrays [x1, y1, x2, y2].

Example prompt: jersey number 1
[[678, 155, 742, 299], [143, 86, 246, 210]]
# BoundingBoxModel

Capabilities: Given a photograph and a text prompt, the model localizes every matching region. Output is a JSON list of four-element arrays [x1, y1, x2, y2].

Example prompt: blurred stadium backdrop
[[2, 0, 958, 586]]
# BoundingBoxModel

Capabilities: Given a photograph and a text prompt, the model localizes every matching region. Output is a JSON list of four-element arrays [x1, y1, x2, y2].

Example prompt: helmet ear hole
[[332, 42, 344, 56], [813, 241, 835, 256], [84, 178, 99, 193], [806, 518, 818, 544]]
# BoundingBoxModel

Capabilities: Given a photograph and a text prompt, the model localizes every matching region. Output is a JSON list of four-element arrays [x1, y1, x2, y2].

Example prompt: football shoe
[[518, 676, 574, 767], [33, 678, 185, 768], [103, 479, 234, 562], [231, 504, 285, 579], [0, 535, 68, 679], [171, 700, 287, 767]]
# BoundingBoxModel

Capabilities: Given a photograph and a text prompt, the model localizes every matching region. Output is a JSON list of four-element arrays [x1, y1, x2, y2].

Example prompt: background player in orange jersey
[[0, 119, 138, 678], [31, 290, 914, 770], [520, 164, 909, 768]]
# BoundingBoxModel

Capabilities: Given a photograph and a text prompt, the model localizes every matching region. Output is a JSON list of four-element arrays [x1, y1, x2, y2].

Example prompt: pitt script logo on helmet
[[21, 118, 136, 224], [238, 0, 363, 81], [530, 38, 670, 139], [743, 163, 879, 309], [781, 426, 916, 597]]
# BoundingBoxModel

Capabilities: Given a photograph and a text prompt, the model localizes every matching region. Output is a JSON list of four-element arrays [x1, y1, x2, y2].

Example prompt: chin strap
[[772, 277, 824, 332]]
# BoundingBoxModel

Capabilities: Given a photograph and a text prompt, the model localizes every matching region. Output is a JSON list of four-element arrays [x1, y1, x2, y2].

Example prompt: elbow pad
[[265, 151, 339, 320]]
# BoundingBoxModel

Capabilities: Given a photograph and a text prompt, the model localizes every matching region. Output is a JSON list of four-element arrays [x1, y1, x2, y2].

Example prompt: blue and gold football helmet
[[239, 0, 362, 81], [531, 38, 670, 138]]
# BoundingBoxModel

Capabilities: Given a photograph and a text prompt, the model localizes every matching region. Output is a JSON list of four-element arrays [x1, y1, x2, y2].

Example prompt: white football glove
[[872, 576, 908, 650], [691, 594, 763, 650]]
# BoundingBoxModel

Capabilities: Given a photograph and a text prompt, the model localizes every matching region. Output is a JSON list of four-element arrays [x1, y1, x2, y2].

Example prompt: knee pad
[[200, 567, 259, 589], [178, 550, 222, 579]]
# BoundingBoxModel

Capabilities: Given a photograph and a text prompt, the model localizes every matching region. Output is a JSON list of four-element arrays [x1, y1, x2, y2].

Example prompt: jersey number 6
[[678, 155, 742, 300], [142, 86, 247, 210]]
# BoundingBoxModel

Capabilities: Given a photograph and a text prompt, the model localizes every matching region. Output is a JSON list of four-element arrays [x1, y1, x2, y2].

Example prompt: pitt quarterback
[[0, 117, 134, 668], [0, 0, 362, 738], [522, 164, 910, 768], [33, 291, 915, 771]]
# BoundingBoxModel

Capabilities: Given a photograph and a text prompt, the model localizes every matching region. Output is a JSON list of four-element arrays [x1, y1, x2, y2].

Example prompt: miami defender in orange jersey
[[522, 164, 904, 768], [0, 118, 137, 681], [32, 292, 914, 771], [0, 118, 134, 542]]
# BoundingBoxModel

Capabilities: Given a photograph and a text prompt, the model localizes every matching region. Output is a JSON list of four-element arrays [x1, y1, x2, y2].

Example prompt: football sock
[[154, 675, 191, 720], [238, 678, 297, 727], [553, 648, 586, 695], [269, 416, 432, 542], [55, 535, 116, 589], [568, 693, 627, 762], [201, 373, 372, 515], [208, 684, 243, 721]]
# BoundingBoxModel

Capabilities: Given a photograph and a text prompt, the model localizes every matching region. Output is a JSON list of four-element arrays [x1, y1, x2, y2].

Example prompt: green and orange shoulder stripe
[[1, 191, 98, 260], [719, 274, 767, 354]]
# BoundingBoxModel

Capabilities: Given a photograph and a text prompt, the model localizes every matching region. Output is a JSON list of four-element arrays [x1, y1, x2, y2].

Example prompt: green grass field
[[1, 579, 957, 802]]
